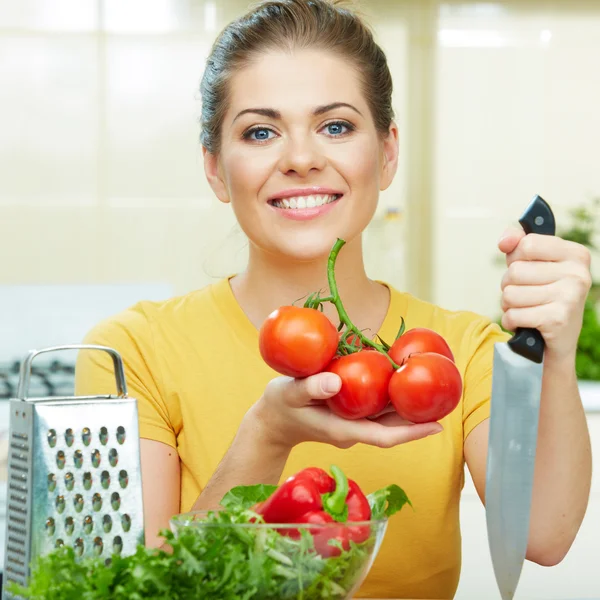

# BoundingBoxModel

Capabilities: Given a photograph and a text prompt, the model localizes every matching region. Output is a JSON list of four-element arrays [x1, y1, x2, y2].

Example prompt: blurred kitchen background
[[0, 0, 599, 597]]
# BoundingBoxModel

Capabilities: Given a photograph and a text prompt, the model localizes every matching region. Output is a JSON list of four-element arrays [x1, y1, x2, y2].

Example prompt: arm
[[140, 439, 181, 548], [464, 353, 592, 565], [192, 370, 441, 511], [465, 226, 594, 566], [191, 408, 290, 511]]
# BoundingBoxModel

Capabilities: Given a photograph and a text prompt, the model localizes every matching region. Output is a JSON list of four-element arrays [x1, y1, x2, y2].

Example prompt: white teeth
[[272, 194, 339, 209]]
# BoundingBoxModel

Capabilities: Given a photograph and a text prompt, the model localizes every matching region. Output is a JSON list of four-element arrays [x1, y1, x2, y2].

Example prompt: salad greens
[[8, 483, 409, 599]]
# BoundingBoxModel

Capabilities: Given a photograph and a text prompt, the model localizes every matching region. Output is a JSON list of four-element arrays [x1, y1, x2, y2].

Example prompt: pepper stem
[[327, 239, 400, 369], [323, 465, 349, 517]]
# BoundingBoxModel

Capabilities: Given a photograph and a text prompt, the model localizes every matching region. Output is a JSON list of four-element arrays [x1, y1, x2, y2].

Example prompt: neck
[[230, 236, 385, 330]]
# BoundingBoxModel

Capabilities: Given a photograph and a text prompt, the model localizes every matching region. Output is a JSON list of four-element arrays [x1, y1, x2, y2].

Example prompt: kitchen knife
[[485, 194, 556, 600]]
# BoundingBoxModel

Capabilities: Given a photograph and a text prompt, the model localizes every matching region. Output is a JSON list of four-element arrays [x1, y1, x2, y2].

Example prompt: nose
[[277, 133, 327, 177]]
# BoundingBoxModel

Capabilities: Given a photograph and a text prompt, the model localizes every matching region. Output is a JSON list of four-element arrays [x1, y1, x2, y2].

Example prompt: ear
[[379, 121, 400, 191], [203, 146, 230, 204]]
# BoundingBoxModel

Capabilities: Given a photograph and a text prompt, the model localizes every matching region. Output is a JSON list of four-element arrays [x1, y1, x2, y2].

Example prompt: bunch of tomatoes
[[257, 240, 463, 424]]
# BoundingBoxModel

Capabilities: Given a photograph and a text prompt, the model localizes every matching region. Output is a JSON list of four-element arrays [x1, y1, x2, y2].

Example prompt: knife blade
[[485, 194, 556, 600]]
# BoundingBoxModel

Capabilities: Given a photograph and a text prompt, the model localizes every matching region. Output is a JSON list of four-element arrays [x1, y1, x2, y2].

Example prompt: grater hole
[[55, 495, 66, 514], [109, 448, 119, 467], [48, 473, 57, 492], [74, 494, 84, 513], [46, 517, 55, 536], [64, 472, 74, 491], [91, 449, 101, 468], [55, 538, 64, 548], [99, 426, 109, 446], [110, 492, 121, 511], [118, 470, 128, 489], [83, 472, 93, 490], [93, 537, 104, 556], [65, 516, 74, 536], [101, 470, 111, 489], [92, 493, 103, 512], [83, 515, 93, 535], [74, 450, 84, 469], [64, 428, 74, 447], [74, 537, 84, 557], [47, 429, 57, 448], [82, 427, 92, 446], [116, 426, 126, 445], [56, 450, 66, 470], [121, 513, 131, 533], [103, 514, 113, 533], [113, 536, 123, 555]]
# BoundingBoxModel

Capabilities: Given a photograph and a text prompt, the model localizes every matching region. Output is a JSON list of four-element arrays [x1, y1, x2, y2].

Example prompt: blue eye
[[244, 127, 275, 141], [323, 121, 354, 136]]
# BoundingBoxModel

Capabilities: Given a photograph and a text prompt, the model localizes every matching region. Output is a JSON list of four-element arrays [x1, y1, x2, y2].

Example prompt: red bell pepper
[[253, 465, 372, 557]]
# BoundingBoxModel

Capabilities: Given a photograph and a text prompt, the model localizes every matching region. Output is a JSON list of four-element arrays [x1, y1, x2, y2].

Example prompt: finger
[[501, 303, 567, 335], [368, 411, 421, 427], [505, 234, 581, 267], [501, 260, 569, 289], [265, 372, 342, 408], [501, 283, 555, 311], [366, 402, 396, 419], [341, 419, 443, 449], [498, 227, 525, 255]]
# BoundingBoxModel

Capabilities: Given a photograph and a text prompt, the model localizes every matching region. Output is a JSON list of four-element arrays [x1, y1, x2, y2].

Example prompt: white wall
[[433, 2, 600, 320]]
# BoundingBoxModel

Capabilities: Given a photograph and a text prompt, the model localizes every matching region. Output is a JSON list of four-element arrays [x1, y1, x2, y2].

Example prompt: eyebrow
[[232, 102, 363, 124]]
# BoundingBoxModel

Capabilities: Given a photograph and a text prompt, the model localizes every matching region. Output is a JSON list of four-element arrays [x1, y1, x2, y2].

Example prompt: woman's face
[[204, 48, 399, 262]]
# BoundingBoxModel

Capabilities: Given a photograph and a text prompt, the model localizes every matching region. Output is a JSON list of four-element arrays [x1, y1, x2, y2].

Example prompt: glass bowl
[[169, 510, 388, 599]]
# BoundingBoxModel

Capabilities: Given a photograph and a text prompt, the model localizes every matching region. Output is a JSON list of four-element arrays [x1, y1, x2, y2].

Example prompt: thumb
[[498, 226, 525, 254], [267, 372, 342, 408]]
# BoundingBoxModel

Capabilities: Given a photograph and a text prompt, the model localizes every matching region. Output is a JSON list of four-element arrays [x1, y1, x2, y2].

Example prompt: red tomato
[[388, 352, 462, 423], [259, 306, 338, 378], [388, 327, 455, 365], [325, 351, 394, 420]]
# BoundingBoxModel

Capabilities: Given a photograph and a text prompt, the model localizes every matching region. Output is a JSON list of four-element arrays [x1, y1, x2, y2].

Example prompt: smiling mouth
[[268, 194, 342, 209]]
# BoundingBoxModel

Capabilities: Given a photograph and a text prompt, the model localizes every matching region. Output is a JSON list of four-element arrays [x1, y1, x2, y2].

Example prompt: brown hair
[[199, 0, 394, 154]]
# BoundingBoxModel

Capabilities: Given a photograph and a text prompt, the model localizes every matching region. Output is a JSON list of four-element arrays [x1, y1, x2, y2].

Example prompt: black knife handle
[[507, 195, 556, 364]]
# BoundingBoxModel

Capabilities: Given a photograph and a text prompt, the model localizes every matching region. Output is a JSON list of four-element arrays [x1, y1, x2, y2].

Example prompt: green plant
[[496, 197, 600, 380], [559, 198, 600, 380]]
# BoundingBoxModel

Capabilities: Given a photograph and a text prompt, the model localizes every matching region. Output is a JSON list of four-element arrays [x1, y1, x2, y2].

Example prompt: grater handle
[[17, 344, 128, 400]]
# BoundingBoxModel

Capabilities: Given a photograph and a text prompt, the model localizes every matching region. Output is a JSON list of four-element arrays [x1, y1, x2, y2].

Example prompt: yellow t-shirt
[[75, 276, 509, 599]]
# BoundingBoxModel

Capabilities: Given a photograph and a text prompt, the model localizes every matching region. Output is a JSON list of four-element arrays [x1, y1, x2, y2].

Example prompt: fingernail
[[322, 374, 341, 393]]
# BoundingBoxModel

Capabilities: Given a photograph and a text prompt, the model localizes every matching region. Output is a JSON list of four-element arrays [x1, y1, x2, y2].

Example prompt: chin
[[270, 229, 357, 263]]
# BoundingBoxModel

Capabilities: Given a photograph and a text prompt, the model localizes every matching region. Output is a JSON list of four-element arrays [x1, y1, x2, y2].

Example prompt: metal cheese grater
[[2, 344, 145, 599]]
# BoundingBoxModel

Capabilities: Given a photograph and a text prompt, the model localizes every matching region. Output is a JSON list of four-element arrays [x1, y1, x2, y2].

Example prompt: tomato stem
[[327, 239, 400, 369]]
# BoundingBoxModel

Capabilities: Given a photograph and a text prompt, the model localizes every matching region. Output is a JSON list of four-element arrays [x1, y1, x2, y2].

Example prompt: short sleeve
[[462, 318, 511, 441], [74, 307, 177, 449]]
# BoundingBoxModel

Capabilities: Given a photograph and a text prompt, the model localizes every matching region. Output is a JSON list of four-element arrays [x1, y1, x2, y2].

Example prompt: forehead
[[225, 48, 366, 118]]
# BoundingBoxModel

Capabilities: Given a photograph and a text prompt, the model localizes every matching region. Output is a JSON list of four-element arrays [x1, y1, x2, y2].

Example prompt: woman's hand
[[248, 371, 443, 452], [498, 228, 592, 362]]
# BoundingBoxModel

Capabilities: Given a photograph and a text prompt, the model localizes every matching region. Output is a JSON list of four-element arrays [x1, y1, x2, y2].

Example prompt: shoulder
[[384, 283, 510, 361], [82, 278, 231, 347]]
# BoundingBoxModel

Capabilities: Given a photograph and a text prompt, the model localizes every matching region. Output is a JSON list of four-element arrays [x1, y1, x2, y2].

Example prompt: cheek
[[222, 148, 273, 199], [336, 139, 382, 190]]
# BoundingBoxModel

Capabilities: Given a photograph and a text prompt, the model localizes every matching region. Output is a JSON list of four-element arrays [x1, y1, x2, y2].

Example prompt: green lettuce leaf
[[367, 484, 412, 519], [220, 483, 278, 510]]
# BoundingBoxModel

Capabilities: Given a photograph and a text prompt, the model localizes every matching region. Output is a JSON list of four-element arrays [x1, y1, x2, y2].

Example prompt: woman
[[75, 1, 593, 597]]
